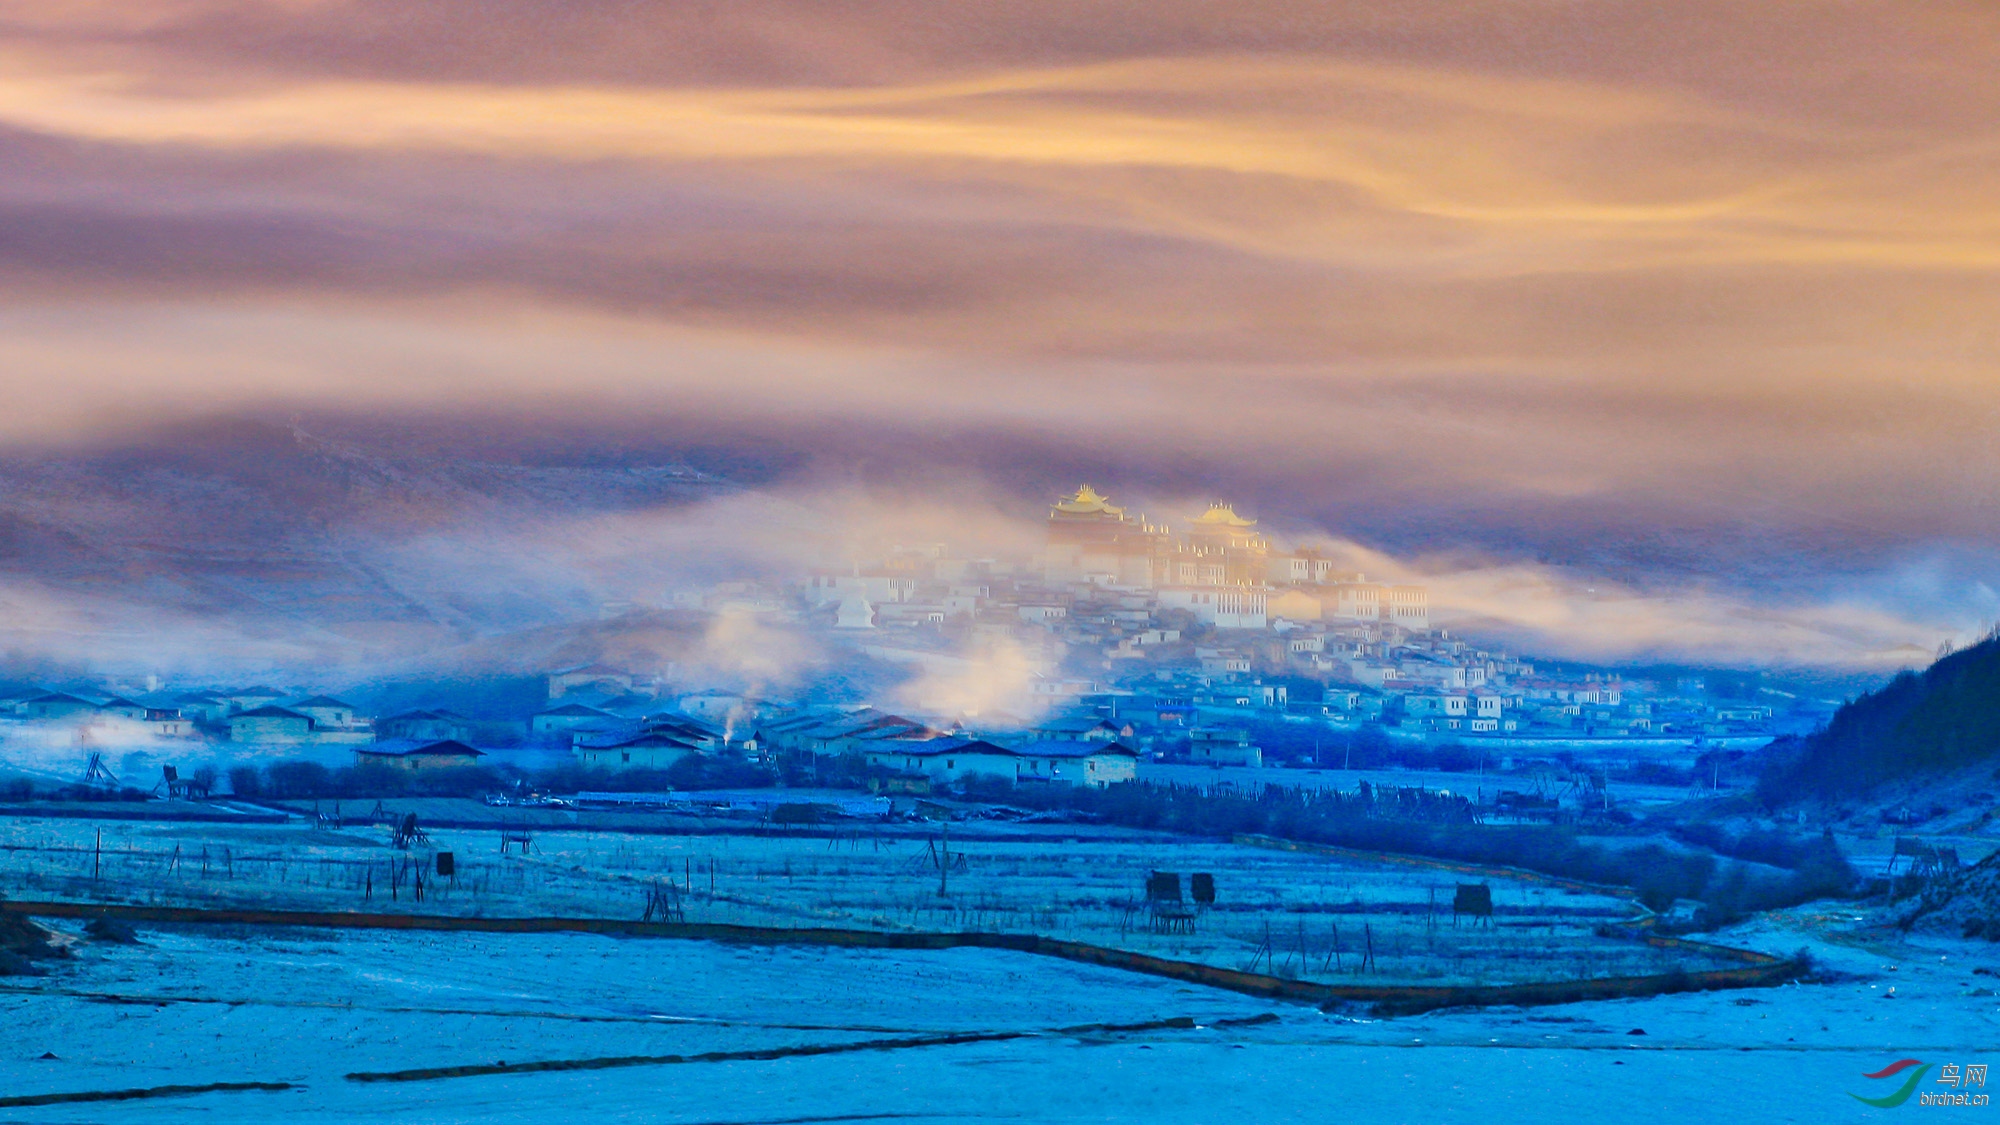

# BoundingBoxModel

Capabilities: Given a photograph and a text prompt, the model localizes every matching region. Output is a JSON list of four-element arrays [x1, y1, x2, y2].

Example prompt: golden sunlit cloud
[[0, 0, 1996, 670]]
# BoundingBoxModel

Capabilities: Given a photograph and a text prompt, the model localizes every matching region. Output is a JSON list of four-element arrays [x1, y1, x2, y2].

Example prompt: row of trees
[[221, 752, 778, 800], [963, 776, 1854, 919]]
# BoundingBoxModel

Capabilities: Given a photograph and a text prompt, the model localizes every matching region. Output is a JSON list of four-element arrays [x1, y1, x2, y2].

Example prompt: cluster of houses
[[0, 685, 373, 746], [0, 650, 1790, 802], [0, 685, 492, 776], [0, 490, 1800, 797], [685, 487, 1789, 744], [521, 668, 1140, 790], [755, 708, 1137, 788], [0, 661, 1142, 793]]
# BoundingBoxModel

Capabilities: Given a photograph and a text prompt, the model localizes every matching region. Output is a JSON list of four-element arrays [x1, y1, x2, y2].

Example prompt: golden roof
[[1191, 502, 1256, 528], [1052, 485, 1124, 516]]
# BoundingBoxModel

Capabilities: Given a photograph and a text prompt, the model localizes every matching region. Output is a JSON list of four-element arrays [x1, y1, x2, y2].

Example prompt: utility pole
[[936, 822, 950, 898]]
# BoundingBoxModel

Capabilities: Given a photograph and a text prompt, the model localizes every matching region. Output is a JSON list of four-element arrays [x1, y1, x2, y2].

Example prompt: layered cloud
[[0, 1, 1996, 666]]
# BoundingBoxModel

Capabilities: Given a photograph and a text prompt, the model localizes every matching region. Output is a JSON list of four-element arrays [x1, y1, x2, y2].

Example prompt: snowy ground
[[0, 816, 1724, 986], [1, 908, 1996, 1123]]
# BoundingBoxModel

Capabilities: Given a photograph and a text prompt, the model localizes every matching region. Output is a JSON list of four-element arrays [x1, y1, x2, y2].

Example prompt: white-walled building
[[1158, 586, 1268, 629], [862, 738, 1137, 788], [1385, 586, 1430, 629], [573, 730, 703, 772]]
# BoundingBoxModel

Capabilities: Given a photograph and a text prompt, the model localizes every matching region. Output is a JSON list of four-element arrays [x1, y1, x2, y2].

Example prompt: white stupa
[[834, 594, 877, 629]]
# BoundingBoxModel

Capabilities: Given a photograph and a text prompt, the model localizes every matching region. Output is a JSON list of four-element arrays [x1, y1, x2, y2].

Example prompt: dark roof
[[575, 731, 702, 751], [869, 738, 1018, 759], [382, 708, 468, 724], [873, 738, 1135, 761], [536, 703, 615, 718], [551, 662, 628, 677], [358, 739, 485, 759], [641, 713, 721, 739], [26, 692, 97, 706], [1010, 739, 1138, 760], [1032, 717, 1120, 733], [233, 705, 313, 722]]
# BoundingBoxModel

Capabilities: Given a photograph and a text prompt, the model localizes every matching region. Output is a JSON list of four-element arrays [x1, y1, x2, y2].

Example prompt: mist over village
[[0, 469, 1866, 805], [6, 2, 2000, 1122]]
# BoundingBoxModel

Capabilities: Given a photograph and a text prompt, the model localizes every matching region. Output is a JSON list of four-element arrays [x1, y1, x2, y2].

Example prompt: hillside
[[1758, 632, 2000, 802]]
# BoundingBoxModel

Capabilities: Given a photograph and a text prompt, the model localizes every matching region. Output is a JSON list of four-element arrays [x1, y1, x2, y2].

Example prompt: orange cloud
[[0, 0, 1995, 638]]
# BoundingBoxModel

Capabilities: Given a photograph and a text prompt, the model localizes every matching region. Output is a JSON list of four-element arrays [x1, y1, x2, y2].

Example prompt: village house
[[782, 709, 941, 756], [173, 691, 231, 722], [546, 663, 634, 700], [636, 712, 727, 751], [353, 739, 486, 772], [859, 737, 1134, 788], [219, 686, 285, 714], [377, 709, 473, 743], [21, 692, 100, 721], [1027, 675, 1097, 702], [1024, 716, 1125, 742], [1187, 727, 1262, 767], [1404, 692, 1469, 719], [134, 702, 194, 737], [531, 702, 619, 736], [1158, 586, 1269, 630], [1004, 740, 1139, 786], [226, 703, 375, 747], [227, 705, 316, 745], [677, 690, 751, 723], [572, 730, 704, 772], [1197, 649, 1252, 675], [96, 697, 147, 720], [289, 695, 362, 730]]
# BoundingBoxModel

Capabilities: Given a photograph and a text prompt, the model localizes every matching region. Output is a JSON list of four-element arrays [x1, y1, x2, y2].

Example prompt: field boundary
[[1232, 833, 1639, 899], [0, 1080, 292, 1108], [1232, 833, 1791, 970], [1, 899, 1800, 1015], [0, 804, 288, 826]]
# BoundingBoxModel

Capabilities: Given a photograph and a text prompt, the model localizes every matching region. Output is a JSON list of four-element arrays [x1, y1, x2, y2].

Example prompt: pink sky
[[0, 2, 1996, 667]]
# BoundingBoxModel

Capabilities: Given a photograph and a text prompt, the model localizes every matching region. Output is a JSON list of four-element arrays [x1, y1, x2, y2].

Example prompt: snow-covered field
[[0, 816, 1727, 986], [2, 907, 1996, 1123]]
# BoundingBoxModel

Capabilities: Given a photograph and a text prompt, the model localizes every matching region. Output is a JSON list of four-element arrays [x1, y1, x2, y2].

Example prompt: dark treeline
[[1241, 721, 1696, 785], [1758, 631, 2000, 802], [1667, 821, 1842, 870], [963, 777, 1854, 920], [220, 752, 777, 801]]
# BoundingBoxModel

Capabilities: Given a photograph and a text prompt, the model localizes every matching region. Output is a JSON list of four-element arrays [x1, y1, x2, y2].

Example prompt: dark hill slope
[[1760, 634, 2000, 801]]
